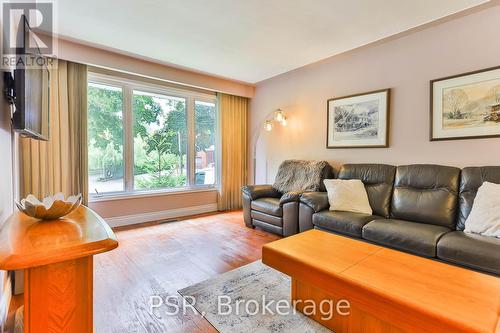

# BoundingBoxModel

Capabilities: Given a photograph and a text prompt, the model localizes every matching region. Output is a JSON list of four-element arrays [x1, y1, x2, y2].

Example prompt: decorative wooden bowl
[[16, 193, 82, 220]]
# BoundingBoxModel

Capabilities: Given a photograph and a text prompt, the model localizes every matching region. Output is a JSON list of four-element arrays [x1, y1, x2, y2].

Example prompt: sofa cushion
[[324, 179, 372, 215], [313, 211, 379, 238], [339, 164, 396, 218], [463, 182, 500, 237], [391, 165, 460, 228], [362, 219, 450, 257], [458, 166, 500, 231], [437, 231, 500, 275], [251, 198, 282, 217]]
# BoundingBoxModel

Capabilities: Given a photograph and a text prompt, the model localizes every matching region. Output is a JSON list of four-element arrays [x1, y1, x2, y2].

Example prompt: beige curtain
[[20, 60, 89, 204], [218, 93, 248, 211]]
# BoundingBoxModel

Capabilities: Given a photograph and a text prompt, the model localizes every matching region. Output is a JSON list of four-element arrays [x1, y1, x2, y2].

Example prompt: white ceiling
[[53, 0, 488, 83]]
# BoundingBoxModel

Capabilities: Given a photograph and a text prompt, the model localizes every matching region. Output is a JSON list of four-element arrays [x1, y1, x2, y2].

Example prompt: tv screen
[[11, 15, 50, 141], [13, 65, 50, 140]]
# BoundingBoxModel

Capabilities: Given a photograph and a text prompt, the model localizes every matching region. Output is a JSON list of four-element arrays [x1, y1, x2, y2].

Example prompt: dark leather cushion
[[437, 231, 500, 275], [299, 192, 329, 212], [313, 211, 379, 238], [391, 165, 460, 228], [241, 185, 281, 200], [339, 164, 396, 218], [457, 167, 500, 231], [251, 198, 282, 217], [362, 219, 450, 257]]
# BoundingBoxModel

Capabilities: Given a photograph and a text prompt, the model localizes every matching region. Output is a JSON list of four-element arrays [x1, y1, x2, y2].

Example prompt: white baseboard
[[105, 203, 218, 228]]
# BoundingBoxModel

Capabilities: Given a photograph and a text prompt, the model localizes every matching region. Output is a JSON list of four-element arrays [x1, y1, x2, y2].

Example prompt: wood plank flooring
[[93, 211, 280, 333]]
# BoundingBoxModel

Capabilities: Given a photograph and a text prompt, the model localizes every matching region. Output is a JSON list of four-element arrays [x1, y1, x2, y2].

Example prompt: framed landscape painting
[[431, 66, 500, 141], [327, 89, 390, 148]]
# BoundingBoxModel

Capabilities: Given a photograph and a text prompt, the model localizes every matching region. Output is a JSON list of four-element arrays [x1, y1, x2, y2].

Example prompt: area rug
[[178, 260, 331, 333]]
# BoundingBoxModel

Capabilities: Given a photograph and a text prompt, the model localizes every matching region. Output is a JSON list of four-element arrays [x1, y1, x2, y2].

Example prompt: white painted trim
[[105, 203, 218, 228]]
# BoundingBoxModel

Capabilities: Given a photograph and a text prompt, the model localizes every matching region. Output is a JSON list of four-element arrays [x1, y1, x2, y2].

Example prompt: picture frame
[[430, 65, 500, 141], [327, 89, 390, 148]]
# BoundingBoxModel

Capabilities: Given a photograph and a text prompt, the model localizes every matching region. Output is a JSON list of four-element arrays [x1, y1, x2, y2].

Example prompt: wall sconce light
[[264, 120, 274, 131], [281, 116, 288, 127], [274, 109, 284, 123], [253, 107, 291, 183]]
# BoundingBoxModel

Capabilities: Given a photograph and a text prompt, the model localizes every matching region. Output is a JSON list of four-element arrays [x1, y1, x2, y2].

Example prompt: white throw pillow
[[323, 179, 372, 215], [464, 182, 500, 238]]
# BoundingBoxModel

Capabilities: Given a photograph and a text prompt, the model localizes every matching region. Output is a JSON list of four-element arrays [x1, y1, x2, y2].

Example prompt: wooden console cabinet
[[0, 206, 118, 333]]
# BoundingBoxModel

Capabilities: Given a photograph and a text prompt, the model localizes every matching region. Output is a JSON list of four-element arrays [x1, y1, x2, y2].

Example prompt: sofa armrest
[[279, 191, 303, 205], [300, 192, 329, 212], [241, 185, 281, 200]]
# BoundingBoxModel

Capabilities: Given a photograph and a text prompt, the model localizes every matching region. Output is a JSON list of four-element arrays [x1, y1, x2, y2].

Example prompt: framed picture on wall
[[327, 89, 390, 148], [430, 66, 500, 141]]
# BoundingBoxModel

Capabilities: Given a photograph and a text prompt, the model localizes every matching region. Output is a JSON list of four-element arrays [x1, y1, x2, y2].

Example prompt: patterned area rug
[[178, 261, 331, 333]]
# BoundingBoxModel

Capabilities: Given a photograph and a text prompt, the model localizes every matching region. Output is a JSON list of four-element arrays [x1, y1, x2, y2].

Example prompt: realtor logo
[[2, 1, 53, 55]]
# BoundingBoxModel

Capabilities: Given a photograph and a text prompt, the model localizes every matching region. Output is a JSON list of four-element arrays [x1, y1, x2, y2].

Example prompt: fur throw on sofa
[[273, 160, 333, 193]]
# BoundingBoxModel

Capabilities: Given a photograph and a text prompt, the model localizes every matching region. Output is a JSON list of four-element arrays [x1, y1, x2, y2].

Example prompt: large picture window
[[87, 72, 218, 198]]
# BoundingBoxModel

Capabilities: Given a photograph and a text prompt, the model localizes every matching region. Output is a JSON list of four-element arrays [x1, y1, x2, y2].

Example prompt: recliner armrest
[[300, 192, 329, 212], [279, 191, 303, 205], [241, 185, 281, 200]]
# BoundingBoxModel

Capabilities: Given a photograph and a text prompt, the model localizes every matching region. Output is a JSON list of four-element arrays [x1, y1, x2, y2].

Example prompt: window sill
[[88, 187, 218, 203]]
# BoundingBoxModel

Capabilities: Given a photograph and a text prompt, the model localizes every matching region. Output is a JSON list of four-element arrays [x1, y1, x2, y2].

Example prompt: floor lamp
[[252, 109, 288, 184]]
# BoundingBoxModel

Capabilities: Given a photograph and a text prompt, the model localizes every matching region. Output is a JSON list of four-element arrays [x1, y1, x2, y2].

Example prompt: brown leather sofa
[[299, 164, 500, 276]]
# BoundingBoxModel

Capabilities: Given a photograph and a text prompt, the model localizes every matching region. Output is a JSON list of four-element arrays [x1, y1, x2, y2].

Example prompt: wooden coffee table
[[262, 229, 500, 333]]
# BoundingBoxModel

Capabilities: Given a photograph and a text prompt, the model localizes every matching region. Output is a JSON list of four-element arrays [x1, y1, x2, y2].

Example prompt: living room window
[[87, 72, 218, 198]]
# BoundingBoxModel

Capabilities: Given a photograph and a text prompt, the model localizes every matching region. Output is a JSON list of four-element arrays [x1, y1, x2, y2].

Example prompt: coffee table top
[[263, 229, 500, 333]]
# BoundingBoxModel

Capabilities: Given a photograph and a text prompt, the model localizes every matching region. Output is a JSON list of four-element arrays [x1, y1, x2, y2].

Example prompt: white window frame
[[88, 71, 219, 201]]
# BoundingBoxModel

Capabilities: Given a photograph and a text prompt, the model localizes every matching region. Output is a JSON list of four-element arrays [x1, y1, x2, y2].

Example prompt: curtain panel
[[218, 93, 248, 211], [20, 60, 89, 204]]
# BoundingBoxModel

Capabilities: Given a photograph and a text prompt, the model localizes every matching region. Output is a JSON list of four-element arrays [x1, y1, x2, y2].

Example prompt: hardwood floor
[[93, 211, 280, 333]]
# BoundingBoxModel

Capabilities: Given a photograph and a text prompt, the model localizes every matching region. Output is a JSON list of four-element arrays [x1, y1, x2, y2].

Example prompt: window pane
[[87, 83, 124, 194], [133, 90, 187, 190], [195, 100, 216, 185]]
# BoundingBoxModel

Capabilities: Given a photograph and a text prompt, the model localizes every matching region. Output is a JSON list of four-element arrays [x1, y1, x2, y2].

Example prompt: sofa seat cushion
[[251, 198, 282, 217], [362, 219, 450, 257], [437, 231, 500, 275], [313, 211, 379, 238]]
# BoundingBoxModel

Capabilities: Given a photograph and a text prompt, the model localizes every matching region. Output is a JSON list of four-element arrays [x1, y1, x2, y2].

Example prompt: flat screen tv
[[12, 16, 50, 141]]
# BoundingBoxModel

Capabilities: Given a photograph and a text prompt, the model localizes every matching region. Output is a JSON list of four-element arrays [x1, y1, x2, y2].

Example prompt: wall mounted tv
[[11, 16, 50, 141]]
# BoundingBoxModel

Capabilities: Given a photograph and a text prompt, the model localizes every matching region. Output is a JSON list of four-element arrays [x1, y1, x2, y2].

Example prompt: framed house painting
[[327, 89, 390, 148], [431, 66, 500, 141]]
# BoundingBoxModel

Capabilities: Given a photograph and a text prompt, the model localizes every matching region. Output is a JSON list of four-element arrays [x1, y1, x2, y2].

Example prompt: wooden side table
[[0, 206, 118, 333]]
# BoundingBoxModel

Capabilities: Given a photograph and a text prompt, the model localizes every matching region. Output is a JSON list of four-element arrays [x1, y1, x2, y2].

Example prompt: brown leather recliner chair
[[242, 160, 333, 237]]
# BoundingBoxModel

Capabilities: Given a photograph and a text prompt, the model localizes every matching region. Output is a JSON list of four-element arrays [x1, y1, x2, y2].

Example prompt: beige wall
[[250, 5, 500, 183], [89, 190, 217, 218], [56, 38, 255, 98]]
